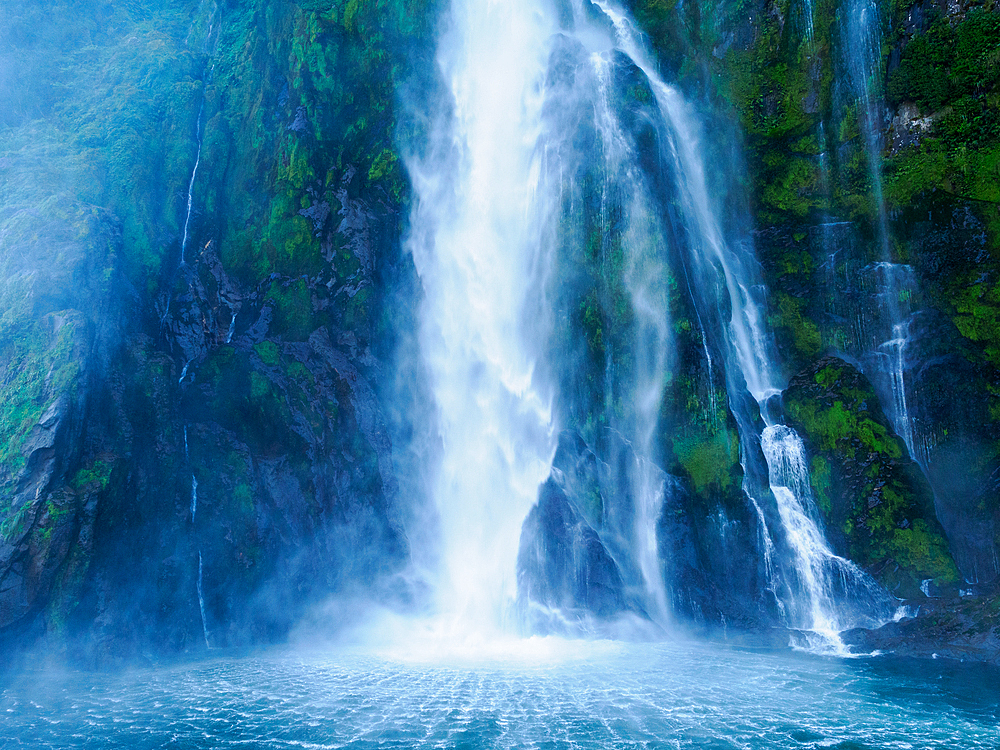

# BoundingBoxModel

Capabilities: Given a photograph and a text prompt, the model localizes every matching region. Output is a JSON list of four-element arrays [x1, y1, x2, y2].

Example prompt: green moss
[[769, 292, 821, 359], [265, 279, 315, 340], [888, 519, 961, 586], [0, 315, 81, 482], [70, 459, 113, 492], [0, 504, 31, 542], [254, 341, 281, 367], [673, 430, 739, 496], [953, 280, 1000, 367], [810, 455, 833, 516]]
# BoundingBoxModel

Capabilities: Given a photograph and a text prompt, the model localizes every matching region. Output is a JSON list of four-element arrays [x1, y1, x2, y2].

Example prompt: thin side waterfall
[[841, 0, 921, 462], [179, 6, 218, 268], [190, 475, 198, 522], [180, 102, 204, 266], [762, 426, 894, 636], [595, 4, 894, 643], [197, 551, 210, 648], [589, 44, 673, 623]]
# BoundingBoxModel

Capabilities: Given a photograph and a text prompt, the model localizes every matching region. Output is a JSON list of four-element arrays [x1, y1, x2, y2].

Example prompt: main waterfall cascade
[[404, 0, 898, 646]]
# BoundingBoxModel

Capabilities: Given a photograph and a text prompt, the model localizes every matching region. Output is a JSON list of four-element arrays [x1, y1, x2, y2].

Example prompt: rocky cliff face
[[1, 0, 998, 665], [0, 0, 434, 664]]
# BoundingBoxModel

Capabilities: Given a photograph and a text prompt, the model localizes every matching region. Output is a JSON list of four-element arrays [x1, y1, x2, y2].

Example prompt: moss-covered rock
[[784, 356, 959, 597]]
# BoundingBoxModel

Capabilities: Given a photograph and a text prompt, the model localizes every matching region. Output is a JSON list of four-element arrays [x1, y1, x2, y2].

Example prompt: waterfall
[[404, 0, 559, 634], [197, 551, 210, 648], [405, 0, 894, 642], [589, 34, 674, 624], [762, 426, 894, 640], [190, 475, 198, 523], [179, 102, 204, 266], [594, 3, 894, 640], [839, 0, 922, 463]]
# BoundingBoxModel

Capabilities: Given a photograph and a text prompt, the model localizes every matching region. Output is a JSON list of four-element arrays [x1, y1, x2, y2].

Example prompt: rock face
[[0, 0, 432, 663], [1, 0, 999, 667], [843, 592, 1000, 666], [784, 357, 959, 598], [518, 429, 773, 632], [0, 203, 121, 648]]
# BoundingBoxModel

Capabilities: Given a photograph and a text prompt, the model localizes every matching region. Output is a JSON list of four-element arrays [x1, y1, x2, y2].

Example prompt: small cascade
[[197, 551, 210, 648], [842, 0, 890, 258], [634, 460, 670, 624], [178, 4, 219, 267], [762, 426, 894, 640], [225, 308, 236, 343], [190, 475, 198, 523], [179, 102, 204, 266], [839, 0, 924, 464], [803, 0, 816, 46], [826, 253, 924, 465], [185, 424, 207, 646]]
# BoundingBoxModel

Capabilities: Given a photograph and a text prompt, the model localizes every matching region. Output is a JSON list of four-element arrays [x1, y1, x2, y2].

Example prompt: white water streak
[[180, 103, 204, 265]]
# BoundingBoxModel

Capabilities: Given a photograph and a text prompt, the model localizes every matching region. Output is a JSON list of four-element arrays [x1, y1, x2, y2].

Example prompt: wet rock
[[889, 102, 935, 154], [784, 356, 959, 598], [843, 594, 1000, 667]]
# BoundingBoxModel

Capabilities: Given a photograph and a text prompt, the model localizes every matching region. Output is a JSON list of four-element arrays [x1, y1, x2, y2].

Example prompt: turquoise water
[[2, 641, 997, 748]]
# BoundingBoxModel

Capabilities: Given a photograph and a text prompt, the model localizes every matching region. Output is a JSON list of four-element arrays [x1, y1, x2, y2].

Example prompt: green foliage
[[768, 292, 821, 359], [265, 279, 315, 340], [887, 10, 1000, 115], [789, 393, 901, 459], [787, 358, 957, 595], [883, 9, 1000, 216], [0, 314, 81, 481], [953, 278, 1000, 367], [810, 455, 833, 516], [673, 431, 739, 496], [70, 460, 113, 493], [253, 341, 281, 367]]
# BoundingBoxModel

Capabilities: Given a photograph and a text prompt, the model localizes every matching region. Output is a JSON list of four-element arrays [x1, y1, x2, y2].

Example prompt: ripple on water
[[1, 641, 998, 749]]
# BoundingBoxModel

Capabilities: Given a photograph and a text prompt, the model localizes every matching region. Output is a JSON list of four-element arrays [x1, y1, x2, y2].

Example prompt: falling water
[[589, 39, 674, 624], [404, 0, 559, 635], [840, 0, 921, 461], [762, 425, 894, 642], [593, 4, 893, 641], [197, 551, 210, 648], [843, 0, 889, 257], [180, 103, 204, 266], [405, 0, 893, 643], [190, 475, 198, 522]]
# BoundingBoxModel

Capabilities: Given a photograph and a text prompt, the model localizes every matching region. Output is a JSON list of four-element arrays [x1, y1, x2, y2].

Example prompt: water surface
[[3, 641, 997, 748]]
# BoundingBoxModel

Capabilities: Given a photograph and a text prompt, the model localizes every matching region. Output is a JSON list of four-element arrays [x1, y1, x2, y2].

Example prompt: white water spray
[[405, 0, 559, 635]]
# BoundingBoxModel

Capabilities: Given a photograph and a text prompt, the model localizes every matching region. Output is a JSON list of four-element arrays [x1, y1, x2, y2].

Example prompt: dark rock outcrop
[[844, 593, 1000, 667]]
